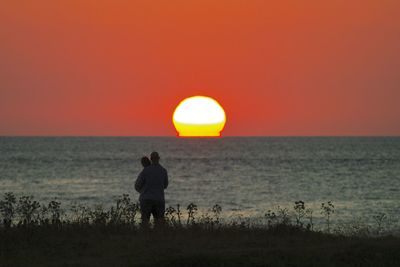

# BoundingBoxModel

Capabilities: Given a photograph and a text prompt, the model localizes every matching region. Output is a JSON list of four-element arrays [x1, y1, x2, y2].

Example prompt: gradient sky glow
[[1, 1, 399, 136]]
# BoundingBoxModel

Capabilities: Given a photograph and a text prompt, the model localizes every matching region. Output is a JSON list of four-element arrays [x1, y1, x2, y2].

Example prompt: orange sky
[[1, 1, 399, 136]]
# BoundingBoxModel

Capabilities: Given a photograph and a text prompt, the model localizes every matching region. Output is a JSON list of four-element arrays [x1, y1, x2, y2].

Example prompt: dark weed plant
[[165, 206, 178, 226], [265, 202, 313, 231], [39, 205, 49, 225], [125, 202, 140, 225], [194, 204, 222, 229], [265, 210, 277, 227], [335, 216, 372, 236], [321, 201, 335, 233], [109, 201, 124, 224], [230, 214, 251, 229], [165, 204, 185, 227], [198, 212, 213, 228], [186, 203, 198, 225], [277, 206, 290, 225], [305, 208, 314, 231], [240, 216, 251, 229], [70, 203, 91, 225], [373, 212, 387, 235], [109, 194, 139, 225], [212, 204, 222, 226], [48, 200, 62, 225], [17, 196, 41, 225], [90, 205, 109, 226], [0, 192, 16, 227], [176, 204, 182, 225], [294, 201, 306, 227]]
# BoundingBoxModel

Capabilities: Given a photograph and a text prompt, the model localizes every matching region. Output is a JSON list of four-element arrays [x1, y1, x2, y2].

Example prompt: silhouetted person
[[141, 156, 151, 168], [135, 152, 168, 227], [136, 157, 151, 195]]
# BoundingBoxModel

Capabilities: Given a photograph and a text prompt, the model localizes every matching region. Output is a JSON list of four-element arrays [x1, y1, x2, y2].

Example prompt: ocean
[[1, 137, 399, 228]]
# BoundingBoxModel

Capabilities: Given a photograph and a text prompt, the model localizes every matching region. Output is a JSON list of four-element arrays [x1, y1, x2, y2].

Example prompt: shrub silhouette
[[0, 192, 16, 227], [17, 195, 40, 225]]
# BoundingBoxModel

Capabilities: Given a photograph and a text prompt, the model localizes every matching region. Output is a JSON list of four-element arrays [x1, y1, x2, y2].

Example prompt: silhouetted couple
[[135, 151, 168, 227]]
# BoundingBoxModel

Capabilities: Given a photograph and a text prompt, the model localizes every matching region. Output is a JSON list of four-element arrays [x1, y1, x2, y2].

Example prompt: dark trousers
[[140, 199, 165, 227]]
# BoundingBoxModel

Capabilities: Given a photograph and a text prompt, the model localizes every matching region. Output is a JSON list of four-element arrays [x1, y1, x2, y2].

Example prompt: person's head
[[141, 156, 151, 167], [150, 151, 160, 164]]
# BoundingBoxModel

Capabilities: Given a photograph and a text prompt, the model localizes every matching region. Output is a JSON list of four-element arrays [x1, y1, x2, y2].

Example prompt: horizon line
[[0, 135, 399, 138]]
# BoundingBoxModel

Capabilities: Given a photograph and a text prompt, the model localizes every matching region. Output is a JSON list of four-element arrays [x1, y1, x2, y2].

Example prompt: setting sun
[[173, 96, 226, 137]]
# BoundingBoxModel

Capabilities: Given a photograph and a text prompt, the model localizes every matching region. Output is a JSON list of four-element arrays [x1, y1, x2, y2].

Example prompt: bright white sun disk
[[173, 96, 226, 137]]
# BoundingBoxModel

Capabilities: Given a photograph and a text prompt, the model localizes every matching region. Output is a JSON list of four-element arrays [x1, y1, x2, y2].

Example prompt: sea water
[[1, 137, 399, 228]]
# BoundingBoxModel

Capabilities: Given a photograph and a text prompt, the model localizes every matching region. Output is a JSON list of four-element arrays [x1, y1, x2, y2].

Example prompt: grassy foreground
[[1, 225, 400, 267], [1, 193, 399, 266]]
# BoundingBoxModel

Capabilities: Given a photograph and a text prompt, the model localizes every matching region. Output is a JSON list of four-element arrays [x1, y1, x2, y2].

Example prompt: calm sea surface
[[1, 137, 399, 228]]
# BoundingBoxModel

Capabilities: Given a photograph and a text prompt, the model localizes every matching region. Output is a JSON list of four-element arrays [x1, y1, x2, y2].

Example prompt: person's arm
[[164, 170, 169, 189], [135, 171, 145, 192]]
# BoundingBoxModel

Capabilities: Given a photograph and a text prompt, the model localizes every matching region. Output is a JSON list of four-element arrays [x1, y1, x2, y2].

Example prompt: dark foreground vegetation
[[1, 192, 399, 267]]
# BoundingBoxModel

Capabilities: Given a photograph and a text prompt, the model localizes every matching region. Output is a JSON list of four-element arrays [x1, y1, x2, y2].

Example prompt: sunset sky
[[1, 1, 399, 136]]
